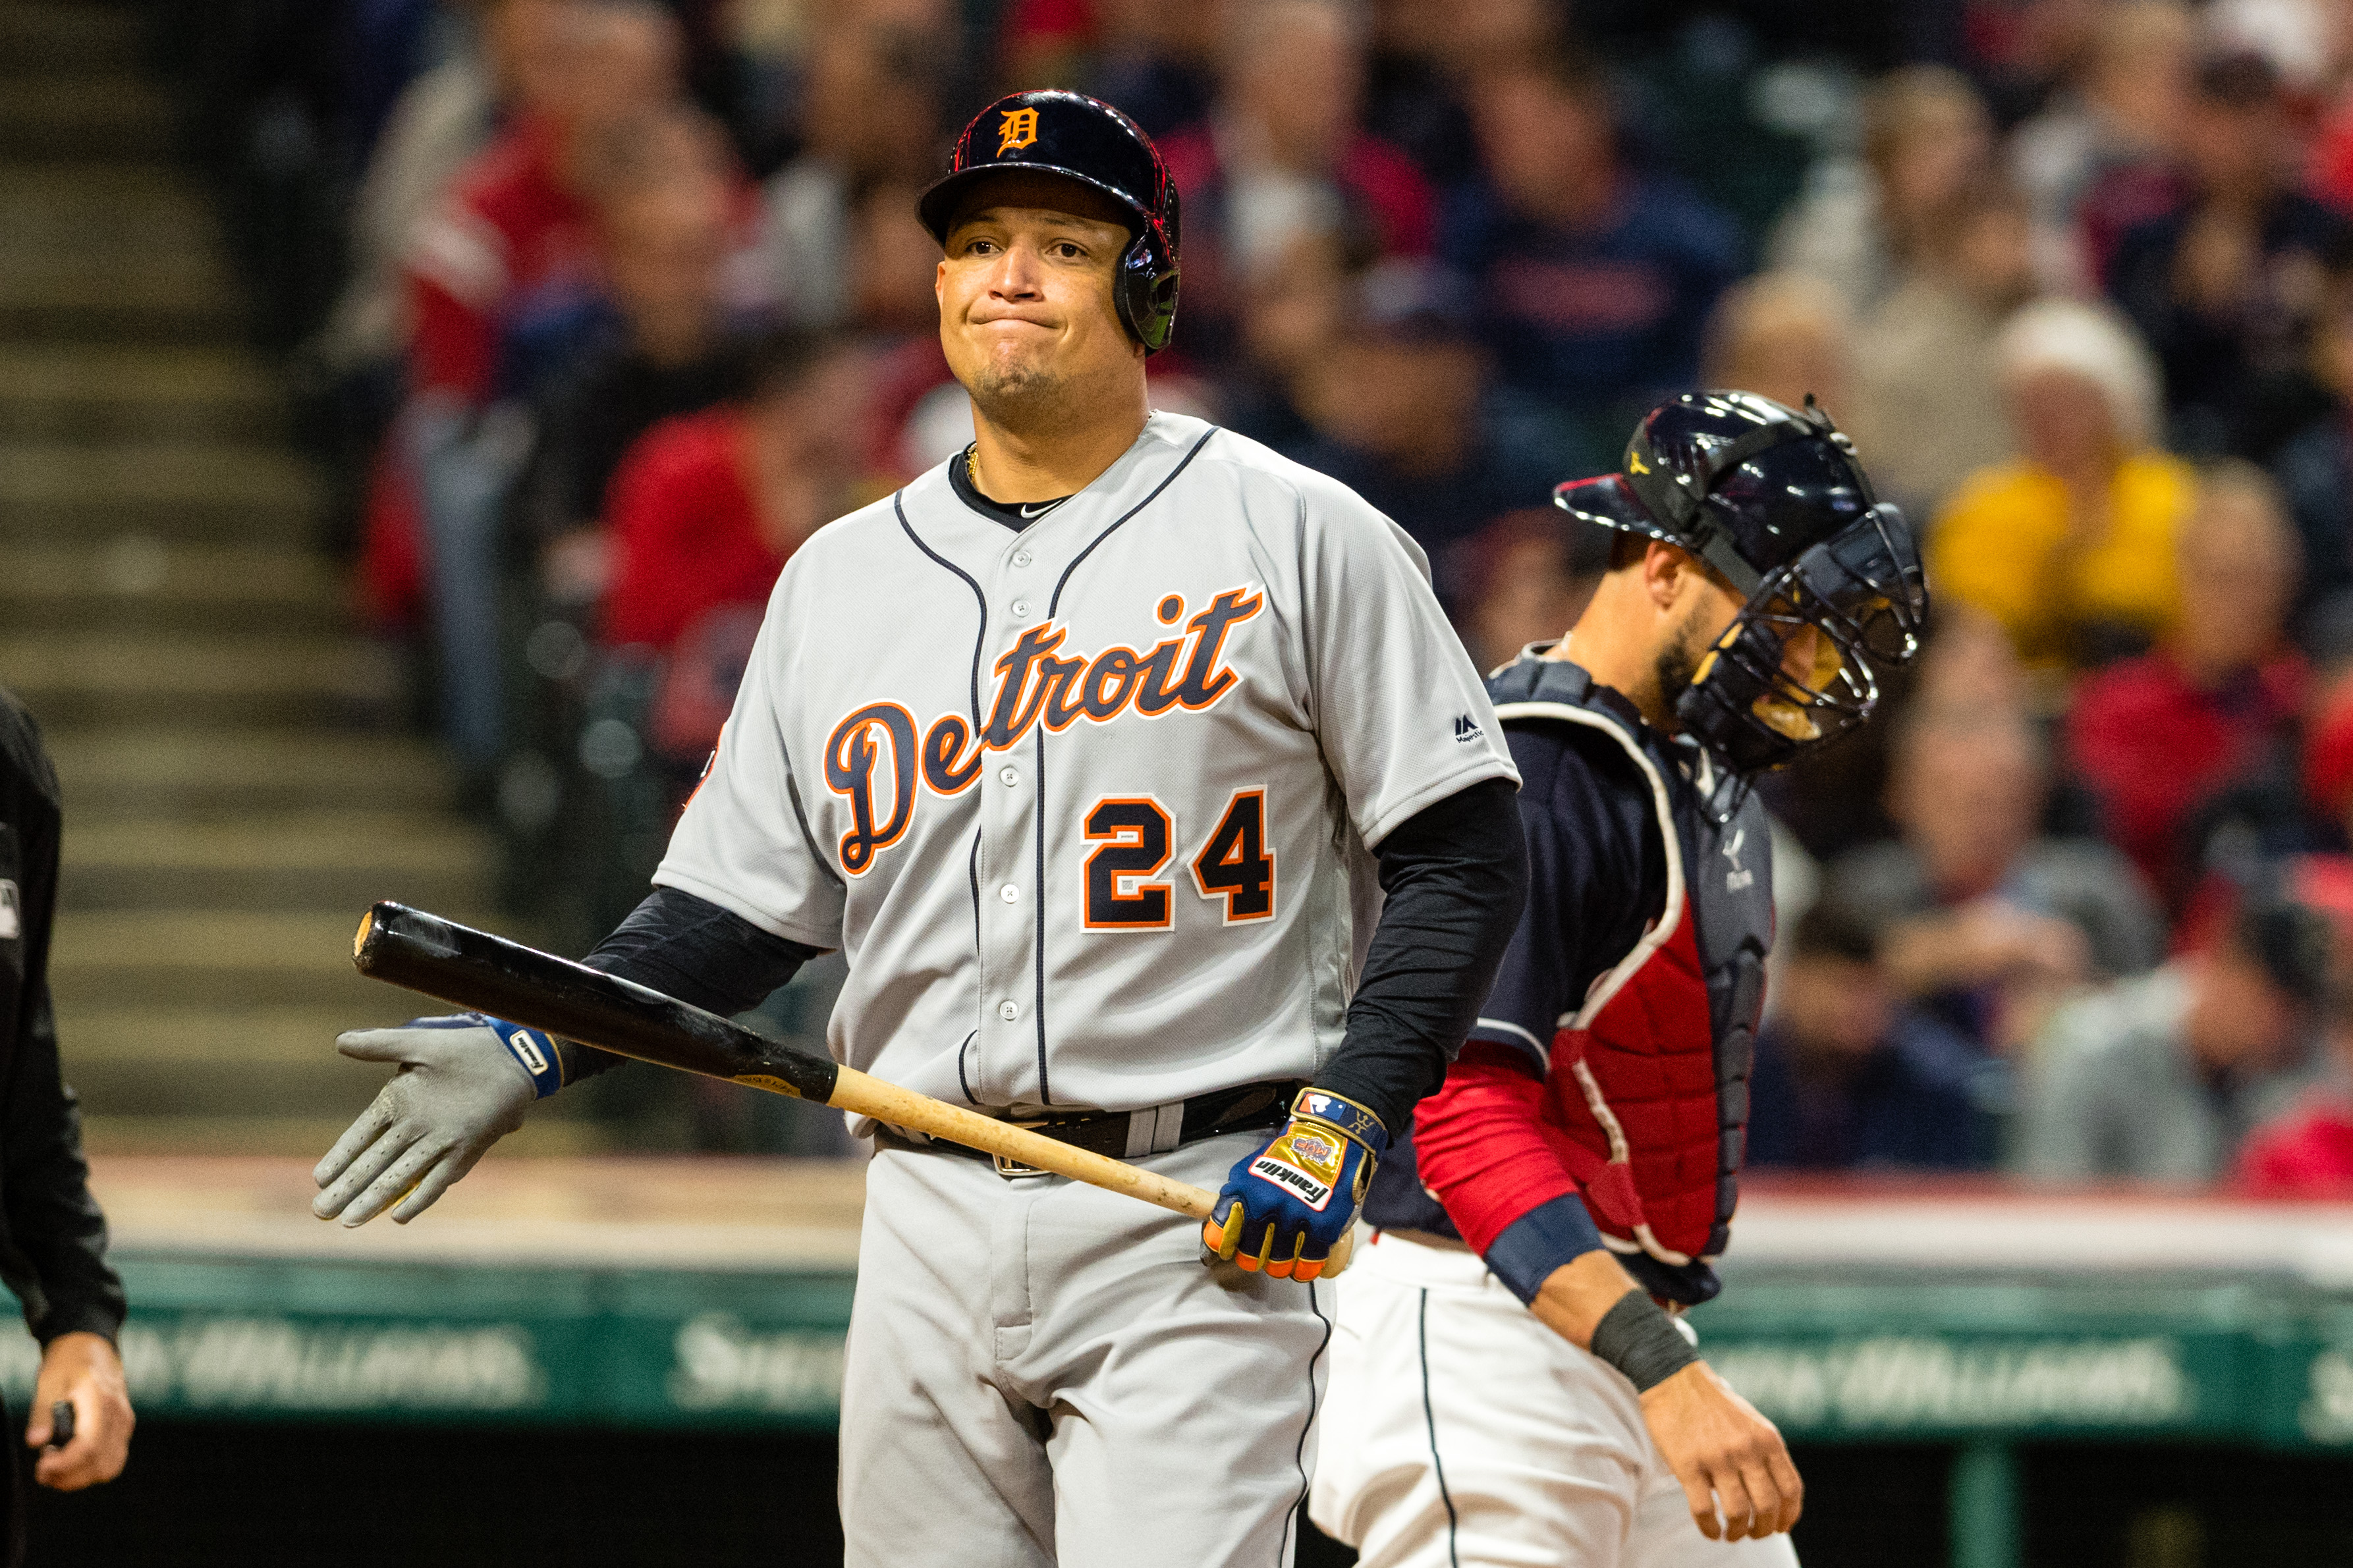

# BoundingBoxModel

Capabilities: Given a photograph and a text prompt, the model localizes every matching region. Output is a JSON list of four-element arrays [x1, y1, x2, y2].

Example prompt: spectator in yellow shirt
[[1930, 298, 2192, 674]]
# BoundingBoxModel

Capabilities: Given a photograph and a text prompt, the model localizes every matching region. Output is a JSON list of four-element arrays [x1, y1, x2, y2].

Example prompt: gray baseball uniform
[[655, 409, 1516, 1564]]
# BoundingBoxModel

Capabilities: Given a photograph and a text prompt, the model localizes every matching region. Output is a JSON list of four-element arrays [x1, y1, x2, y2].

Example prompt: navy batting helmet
[[918, 90, 1181, 354], [1555, 391, 1929, 774]]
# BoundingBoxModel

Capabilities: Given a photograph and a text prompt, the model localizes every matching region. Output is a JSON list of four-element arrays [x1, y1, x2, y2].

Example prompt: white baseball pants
[[839, 1131, 1331, 1568], [1309, 1232, 1800, 1568]]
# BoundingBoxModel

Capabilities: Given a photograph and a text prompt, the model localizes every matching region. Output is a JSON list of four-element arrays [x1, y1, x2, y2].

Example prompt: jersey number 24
[[1082, 790, 1273, 930]]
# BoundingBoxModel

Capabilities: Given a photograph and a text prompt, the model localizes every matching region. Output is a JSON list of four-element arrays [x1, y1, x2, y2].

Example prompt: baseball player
[[1310, 393, 1928, 1565], [312, 90, 1529, 1565]]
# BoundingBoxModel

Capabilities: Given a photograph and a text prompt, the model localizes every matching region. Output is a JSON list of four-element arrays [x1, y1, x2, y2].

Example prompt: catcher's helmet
[[919, 90, 1180, 354], [1555, 391, 1929, 774]]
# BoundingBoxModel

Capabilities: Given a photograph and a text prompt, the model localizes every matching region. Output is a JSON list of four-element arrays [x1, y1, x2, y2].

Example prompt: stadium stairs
[[0, 1, 591, 1156]]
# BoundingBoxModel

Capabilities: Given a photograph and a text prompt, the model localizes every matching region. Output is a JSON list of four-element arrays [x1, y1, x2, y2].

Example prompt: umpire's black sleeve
[[0, 695, 125, 1345], [554, 887, 821, 1083], [1312, 776, 1529, 1135]]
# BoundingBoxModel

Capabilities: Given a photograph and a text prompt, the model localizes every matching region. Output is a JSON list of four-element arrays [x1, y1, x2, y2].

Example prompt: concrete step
[[59, 811, 491, 912], [0, 74, 171, 159], [41, 727, 458, 822], [0, 344, 281, 440], [59, 1008, 601, 1146], [60, 1007, 410, 1119], [49, 908, 512, 1010], [0, 441, 321, 543], [0, 539, 346, 634], [0, 166, 226, 270], [76, 1115, 607, 1159], [0, 167, 243, 343], [0, 3, 146, 76], [65, 1002, 436, 1067], [0, 269, 246, 344], [0, 631, 400, 727]]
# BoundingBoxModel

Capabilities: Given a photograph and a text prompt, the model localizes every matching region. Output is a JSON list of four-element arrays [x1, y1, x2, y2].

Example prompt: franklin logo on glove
[[1249, 1128, 1343, 1210], [1204, 1087, 1384, 1278]]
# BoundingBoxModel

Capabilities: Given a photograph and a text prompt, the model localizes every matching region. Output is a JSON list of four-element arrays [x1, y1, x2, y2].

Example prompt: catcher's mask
[[1554, 391, 1929, 776]]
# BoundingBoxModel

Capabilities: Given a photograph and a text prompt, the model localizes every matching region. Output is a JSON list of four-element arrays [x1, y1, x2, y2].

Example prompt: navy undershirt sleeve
[[555, 887, 821, 1083], [1312, 776, 1528, 1134], [1485, 1193, 1609, 1303], [1362, 715, 1665, 1239]]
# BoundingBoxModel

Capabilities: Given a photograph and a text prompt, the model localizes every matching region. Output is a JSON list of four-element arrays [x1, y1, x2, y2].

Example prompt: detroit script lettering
[[823, 587, 1264, 875]]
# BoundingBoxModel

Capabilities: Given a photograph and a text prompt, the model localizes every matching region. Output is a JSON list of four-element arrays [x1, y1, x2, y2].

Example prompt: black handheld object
[[351, 902, 841, 1102], [46, 1400, 72, 1449]]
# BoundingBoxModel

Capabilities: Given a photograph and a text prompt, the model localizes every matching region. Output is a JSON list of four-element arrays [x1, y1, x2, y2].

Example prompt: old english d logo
[[997, 107, 1039, 155]]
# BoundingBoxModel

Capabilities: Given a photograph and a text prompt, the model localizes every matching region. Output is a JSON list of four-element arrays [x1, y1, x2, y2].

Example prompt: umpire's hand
[[312, 1016, 541, 1226], [27, 1332, 131, 1491]]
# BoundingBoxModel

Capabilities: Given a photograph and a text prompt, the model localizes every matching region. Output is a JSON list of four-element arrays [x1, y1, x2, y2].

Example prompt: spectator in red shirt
[[1153, 0, 1436, 364], [395, 0, 689, 784], [515, 107, 753, 608], [2236, 1006, 2353, 1197], [2232, 857, 2353, 1197], [601, 330, 872, 654], [405, 0, 684, 405], [2068, 460, 2309, 909]]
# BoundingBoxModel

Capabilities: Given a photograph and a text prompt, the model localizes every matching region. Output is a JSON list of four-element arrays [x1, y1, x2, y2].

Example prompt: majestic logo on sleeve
[[824, 587, 1263, 875]]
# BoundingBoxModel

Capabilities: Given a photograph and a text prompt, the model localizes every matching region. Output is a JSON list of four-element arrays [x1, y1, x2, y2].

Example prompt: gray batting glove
[[312, 1017, 538, 1227]]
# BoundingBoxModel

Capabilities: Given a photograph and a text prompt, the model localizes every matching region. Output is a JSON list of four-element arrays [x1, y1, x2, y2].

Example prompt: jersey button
[[1010, 599, 1031, 618], [997, 1000, 1020, 1022], [999, 883, 1021, 903], [1012, 551, 1033, 568], [998, 765, 1019, 786]]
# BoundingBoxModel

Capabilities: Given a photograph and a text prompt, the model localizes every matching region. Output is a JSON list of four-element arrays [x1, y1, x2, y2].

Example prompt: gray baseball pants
[[839, 1129, 1331, 1567]]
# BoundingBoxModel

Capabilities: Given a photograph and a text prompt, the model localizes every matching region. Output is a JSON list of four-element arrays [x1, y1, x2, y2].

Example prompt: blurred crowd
[[163, 0, 2353, 1191]]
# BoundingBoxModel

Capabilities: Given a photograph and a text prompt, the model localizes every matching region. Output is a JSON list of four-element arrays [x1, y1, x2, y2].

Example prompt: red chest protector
[[1491, 661, 1775, 1289]]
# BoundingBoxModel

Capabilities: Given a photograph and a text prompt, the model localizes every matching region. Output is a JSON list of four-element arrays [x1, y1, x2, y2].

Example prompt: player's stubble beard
[[1650, 598, 1719, 728], [966, 343, 1103, 443]]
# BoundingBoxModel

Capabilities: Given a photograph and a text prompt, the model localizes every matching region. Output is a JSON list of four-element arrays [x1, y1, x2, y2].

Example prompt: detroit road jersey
[[655, 410, 1516, 1114]]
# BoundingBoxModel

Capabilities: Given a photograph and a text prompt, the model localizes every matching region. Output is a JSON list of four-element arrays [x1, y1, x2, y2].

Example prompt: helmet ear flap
[[1116, 229, 1180, 354]]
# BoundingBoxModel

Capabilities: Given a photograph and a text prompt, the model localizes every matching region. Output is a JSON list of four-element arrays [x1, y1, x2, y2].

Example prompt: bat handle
[[827, 1068, 1355, 1276], [830, 1068, 1217, 1217]]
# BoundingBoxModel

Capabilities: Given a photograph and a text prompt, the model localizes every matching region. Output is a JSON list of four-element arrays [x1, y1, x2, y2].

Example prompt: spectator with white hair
[[1929, 297, 2194, 674]]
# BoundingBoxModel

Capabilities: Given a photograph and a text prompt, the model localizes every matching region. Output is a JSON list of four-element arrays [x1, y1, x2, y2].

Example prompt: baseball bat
[[351, 903, 1352, 1272]]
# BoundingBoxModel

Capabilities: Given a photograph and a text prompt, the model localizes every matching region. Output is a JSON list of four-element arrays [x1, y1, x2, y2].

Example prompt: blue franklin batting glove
[[1201, 1088, 1385, 1281]]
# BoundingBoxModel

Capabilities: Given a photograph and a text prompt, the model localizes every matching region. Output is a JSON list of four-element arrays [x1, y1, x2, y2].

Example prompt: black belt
[[920, 1079, 1302, 1177]]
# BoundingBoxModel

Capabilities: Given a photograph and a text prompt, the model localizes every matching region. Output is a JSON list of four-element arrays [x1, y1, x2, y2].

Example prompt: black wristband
[[1589, 1291, 1700, 1393]]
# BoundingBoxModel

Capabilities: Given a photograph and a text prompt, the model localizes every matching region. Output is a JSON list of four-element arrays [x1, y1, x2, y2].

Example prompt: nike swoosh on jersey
[[1020, 499, 1068, 518]]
